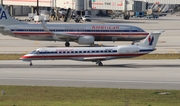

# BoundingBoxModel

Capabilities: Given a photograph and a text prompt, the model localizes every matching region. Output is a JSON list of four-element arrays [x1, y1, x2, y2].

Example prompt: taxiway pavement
[[0, 16, 180, 90], [0, 60, 180, 90]]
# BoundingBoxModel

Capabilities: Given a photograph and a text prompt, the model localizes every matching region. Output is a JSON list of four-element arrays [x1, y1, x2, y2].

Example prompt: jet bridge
[[147, 0, 180, 4]]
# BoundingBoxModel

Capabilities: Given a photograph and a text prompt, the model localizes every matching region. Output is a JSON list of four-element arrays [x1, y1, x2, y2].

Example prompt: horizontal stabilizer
[[151, 30, 165, 34]]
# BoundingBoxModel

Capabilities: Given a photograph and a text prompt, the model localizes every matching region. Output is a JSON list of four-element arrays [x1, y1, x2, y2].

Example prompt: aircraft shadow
[[0, 64, 180, 69]]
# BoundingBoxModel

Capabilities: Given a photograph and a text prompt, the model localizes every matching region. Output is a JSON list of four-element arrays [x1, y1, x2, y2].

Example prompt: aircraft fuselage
[[2, 23, 149, 42]]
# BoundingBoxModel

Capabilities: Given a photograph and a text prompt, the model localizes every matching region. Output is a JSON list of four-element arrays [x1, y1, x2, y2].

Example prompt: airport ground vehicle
[[81, 15, 91, 22], [146, 14, 159, 19], [135, 12, 145, 17]]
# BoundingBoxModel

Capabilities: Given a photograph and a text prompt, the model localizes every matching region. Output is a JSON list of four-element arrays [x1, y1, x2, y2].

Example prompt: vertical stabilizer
[[138, 30, 165, 49], [0, 5, 27, 26]]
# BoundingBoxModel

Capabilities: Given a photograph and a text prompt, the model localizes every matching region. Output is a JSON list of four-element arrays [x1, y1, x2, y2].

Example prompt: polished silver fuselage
[[1, 23, 149, 42]]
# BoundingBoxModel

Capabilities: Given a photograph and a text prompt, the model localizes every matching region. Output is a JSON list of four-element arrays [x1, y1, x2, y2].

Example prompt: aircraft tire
[[65, 42, 70, 47], [98, 62, 103, 66], [30, 62, 33, 66]]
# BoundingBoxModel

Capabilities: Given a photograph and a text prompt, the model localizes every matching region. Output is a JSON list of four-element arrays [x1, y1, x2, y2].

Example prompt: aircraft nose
[[20, 55, 32, 62], [20, 55, 27, 60]]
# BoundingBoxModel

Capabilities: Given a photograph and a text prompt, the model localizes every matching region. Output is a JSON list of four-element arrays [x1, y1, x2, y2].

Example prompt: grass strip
[[0, 85, 180, 106], [0, 54, 180, 60], [0, 54, 24, 60]]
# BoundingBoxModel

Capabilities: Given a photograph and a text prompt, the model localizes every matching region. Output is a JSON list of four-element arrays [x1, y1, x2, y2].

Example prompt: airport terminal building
[[1, 0, 180, 16]]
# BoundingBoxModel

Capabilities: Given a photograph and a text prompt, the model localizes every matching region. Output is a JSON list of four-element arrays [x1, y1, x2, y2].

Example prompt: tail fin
[[138, 30, 165, 49], [0, 5, 26, 26]]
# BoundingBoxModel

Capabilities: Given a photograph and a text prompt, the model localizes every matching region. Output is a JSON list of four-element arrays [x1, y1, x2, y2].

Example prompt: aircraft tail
[[138, 30, 165, 49], [0, 5, 27, 26]]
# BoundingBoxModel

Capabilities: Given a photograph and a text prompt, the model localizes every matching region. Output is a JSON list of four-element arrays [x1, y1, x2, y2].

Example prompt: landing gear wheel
[[98, 62, 103, 66], [30, 62, 33, 66], [65, 42, 70, 47]]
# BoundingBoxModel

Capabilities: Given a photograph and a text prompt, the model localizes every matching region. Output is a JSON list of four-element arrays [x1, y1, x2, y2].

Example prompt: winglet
[[41, 19, 52, 33], [138, 30, 165, 49]]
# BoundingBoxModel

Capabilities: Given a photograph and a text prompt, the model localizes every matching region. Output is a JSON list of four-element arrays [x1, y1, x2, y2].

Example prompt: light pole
[[1, 0, 3, 5], [37, 0, 39, 15]]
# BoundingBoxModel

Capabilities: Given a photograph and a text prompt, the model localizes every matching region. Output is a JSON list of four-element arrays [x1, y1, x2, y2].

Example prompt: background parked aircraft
[[0, 5, 149, 47]]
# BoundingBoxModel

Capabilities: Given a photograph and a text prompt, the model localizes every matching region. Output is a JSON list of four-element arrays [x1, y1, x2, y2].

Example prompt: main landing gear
[[96, 61, 103, 66], [65, 41, 70, 47], [29, 61, 33, 66]]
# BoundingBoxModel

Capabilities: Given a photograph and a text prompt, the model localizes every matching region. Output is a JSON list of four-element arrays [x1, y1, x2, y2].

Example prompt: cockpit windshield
[[29, 50, 36, 54], [137, 27, 145, 32], [139, 28, 145, 32], [29, 50, 39, 54]]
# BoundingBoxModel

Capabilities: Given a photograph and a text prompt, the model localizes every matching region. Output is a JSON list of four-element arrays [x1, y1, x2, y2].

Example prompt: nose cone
[[20, 55, 26, 60], [20, 55, 32, 62]]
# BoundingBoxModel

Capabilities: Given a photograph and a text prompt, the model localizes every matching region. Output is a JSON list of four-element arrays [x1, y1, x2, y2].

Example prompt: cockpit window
[[138, 28, 144, 32], [29, 50, 36, 54], [29, 50, 40, 54]]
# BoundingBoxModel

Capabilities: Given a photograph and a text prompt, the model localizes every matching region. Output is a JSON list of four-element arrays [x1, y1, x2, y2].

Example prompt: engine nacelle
[[77, 36, 94, 45], [117, 46, 140, 54]]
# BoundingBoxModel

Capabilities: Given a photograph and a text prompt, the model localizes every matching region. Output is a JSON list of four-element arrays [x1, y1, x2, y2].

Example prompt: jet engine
[[117, 46, 140, 54], [77, 36, 94, 45]]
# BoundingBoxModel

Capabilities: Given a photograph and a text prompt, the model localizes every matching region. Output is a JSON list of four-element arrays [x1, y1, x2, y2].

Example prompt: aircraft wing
[[53, 32, 78, 40], [41, 20, 78, 40], [83, 57, 106, 61]]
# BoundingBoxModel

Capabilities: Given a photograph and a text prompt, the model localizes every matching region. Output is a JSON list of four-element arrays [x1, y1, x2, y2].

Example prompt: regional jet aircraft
[[0, 5, 149, 47], [20, 30, 164, 66]]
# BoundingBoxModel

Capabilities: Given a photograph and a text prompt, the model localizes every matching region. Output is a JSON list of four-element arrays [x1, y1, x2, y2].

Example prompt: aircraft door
[[34, 50, 44, 59]]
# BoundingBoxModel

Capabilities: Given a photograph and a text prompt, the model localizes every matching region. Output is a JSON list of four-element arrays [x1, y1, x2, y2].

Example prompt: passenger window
[[113, 50, 117, 52]]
